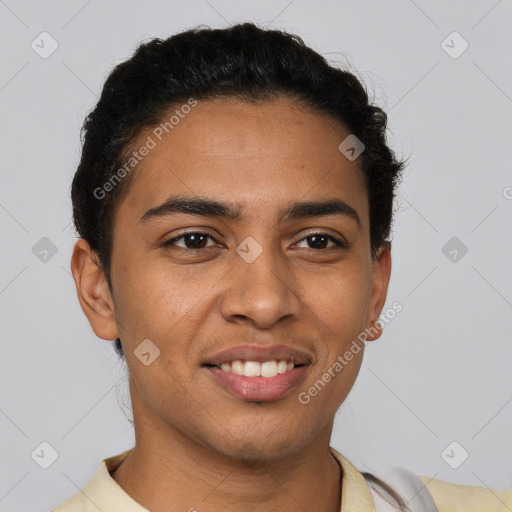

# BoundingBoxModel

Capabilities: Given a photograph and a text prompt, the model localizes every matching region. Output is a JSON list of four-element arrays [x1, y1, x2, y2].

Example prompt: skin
[[71, 97, 391, 512]]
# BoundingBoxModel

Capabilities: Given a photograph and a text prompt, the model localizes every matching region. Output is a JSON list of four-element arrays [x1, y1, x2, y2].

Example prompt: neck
[[111, 401, 342, 512]]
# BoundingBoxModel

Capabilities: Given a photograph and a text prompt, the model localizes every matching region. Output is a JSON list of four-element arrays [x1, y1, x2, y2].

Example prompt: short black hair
[[71, 22, 405, 359]]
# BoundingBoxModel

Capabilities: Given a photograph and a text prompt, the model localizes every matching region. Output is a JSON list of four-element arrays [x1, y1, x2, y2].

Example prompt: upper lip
[[203, 344, 313, 367]]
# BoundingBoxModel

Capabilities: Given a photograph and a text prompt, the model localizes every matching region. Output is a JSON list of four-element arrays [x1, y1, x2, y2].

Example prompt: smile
[[213, 359, 296, 378], [204, 361, 310, 402]]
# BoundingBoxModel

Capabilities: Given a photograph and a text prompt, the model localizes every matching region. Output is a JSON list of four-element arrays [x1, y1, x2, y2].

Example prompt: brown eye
[[296, 233, 345, 250], [164, 232, 217, 250]]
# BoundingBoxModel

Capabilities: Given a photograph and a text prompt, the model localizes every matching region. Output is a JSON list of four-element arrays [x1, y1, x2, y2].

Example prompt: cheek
[[295, 260, 370, 403], [301, 260, 372, 335], [126, 360, 200, 436], [111, 248, 211, 338]]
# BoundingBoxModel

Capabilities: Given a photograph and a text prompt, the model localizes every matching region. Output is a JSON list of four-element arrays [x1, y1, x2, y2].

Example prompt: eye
[[295, 233, 346, 250], [162, 231, 346, 252], [163, 231, 219, 250]]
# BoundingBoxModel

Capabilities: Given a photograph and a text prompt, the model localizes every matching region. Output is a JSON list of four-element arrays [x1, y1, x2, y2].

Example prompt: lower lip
[[205, 365, 310, 401]]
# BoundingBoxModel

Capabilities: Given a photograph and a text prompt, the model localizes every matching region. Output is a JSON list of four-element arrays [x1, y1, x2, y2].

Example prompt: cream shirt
[[52, 447, 512, 511]]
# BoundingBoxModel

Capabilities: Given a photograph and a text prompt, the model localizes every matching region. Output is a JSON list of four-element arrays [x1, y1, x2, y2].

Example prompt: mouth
[[201, 345, 312, 401], [203, 359, 304, 377]]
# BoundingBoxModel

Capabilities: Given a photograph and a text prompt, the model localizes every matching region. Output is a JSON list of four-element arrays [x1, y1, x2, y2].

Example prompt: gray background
[[1, 1, 511, 510]]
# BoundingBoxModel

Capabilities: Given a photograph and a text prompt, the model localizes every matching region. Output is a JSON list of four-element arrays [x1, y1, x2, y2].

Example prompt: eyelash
[[162, 231, 347, 251]]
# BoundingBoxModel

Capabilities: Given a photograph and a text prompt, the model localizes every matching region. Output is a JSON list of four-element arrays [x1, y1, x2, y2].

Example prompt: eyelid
[[164, 229, 221, 247], [294, 229, 348, 248], [171, 228, 218, 238], [295, 236, 346, 250]]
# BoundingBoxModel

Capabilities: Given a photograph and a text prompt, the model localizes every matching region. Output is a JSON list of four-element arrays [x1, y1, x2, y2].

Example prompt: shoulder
[[330, 446, 512, 512], [419, 474, 512, 512]]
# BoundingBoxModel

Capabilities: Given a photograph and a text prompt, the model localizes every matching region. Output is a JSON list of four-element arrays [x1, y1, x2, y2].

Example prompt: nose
[[220, 245, 302, 329]]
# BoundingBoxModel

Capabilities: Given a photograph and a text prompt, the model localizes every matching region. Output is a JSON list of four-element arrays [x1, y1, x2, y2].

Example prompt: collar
[[76, 446, 375, 512]]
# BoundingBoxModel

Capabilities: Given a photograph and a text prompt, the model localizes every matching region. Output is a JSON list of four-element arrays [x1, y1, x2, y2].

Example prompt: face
[[73, 97, 391, 462]]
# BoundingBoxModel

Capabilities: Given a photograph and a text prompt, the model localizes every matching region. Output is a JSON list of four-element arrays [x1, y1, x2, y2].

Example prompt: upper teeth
[[220, 360, 295, 377]]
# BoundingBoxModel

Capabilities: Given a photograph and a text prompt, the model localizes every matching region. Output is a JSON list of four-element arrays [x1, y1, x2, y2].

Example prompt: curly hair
[[71, 22, 405, 359]]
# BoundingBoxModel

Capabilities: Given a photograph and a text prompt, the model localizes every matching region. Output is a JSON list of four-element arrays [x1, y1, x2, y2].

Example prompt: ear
[[70, 239, 119, 340], [365, 243, 392, 342]]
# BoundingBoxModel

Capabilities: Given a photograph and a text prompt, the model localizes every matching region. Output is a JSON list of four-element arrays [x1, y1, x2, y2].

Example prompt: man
[[54, 22, 511, 512]]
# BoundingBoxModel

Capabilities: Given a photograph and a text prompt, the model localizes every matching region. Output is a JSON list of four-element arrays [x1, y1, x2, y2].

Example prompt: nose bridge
[[220, 234, 301, 328]]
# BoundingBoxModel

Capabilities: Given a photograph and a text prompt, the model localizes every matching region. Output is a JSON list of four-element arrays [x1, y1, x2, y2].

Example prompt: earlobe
[[365, 243, 392, 342], [365, 319, 383, 343], [70, 239, 119, 341]]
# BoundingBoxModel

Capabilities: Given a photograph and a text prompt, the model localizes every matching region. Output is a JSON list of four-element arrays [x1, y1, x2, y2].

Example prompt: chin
[[206, 428, 305, 465], [199, 403, 320, 462]]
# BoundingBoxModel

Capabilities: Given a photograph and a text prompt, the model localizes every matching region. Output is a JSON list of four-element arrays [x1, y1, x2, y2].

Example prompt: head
[[70, 23, 404, 463]]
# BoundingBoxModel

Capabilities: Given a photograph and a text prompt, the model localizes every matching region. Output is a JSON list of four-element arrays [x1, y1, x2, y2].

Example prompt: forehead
[[116, 97, 368, 224]]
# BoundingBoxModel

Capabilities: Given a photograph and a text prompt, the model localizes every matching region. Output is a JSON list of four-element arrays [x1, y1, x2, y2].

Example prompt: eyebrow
[[139, 195, 360, 227]]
